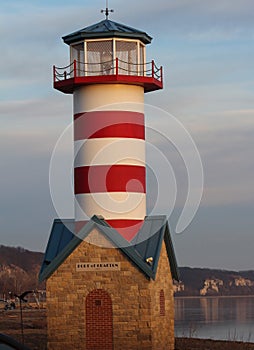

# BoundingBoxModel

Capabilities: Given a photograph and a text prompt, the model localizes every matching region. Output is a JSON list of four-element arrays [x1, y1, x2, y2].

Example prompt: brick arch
[[86, 289, 113, 350]]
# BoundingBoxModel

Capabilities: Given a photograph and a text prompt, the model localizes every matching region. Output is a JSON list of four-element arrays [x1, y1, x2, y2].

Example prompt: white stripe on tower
[[74, 138, 145, 168], [74, 84, 146, 241]]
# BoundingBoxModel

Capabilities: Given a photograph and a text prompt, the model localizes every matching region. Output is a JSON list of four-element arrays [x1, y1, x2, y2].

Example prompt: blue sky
[[0, 0, 253, 270]]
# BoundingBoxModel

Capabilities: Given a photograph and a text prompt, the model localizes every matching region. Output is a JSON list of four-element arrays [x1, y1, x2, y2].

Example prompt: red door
[[86, 289, 113, 350]]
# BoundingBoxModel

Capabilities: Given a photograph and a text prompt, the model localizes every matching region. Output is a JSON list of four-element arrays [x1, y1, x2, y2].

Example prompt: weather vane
[[101, 0, 114, 19]]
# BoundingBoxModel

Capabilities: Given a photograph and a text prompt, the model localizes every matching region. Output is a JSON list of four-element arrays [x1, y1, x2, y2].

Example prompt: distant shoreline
[[174, 294, 254, 299]]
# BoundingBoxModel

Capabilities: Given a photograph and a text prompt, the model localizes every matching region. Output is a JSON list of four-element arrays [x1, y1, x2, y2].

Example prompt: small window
[[160, 289, 165, 316], [95, 299, 101, 306]]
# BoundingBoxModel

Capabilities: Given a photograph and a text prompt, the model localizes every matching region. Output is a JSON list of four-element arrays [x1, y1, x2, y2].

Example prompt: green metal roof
[[63, 19, 152, 45], [39, 219, 74, 280], [39, 216, 179, 283]]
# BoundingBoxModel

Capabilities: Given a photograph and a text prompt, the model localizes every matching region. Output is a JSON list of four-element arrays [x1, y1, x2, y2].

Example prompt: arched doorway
[[86, 289, 113, 350]]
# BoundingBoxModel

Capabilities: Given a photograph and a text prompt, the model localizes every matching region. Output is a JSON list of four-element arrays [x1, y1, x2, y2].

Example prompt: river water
[[174, 296, 254, 342]]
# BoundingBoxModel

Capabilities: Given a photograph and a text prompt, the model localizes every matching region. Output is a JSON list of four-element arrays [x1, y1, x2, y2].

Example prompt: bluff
[[1, 246, 254, 298], [0, 245, 44, 297], [174, 267, 254, 296]]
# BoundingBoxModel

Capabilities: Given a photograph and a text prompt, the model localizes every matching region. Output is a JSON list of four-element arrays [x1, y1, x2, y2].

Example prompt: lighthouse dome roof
[[62, 19, 152, 45]]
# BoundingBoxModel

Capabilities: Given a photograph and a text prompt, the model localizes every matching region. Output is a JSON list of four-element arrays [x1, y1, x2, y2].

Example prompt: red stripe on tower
[[74, 111, 144, 140], [106, 220, 144, 241], [75, 219, 144, 242], [74, 165, 146, 194]]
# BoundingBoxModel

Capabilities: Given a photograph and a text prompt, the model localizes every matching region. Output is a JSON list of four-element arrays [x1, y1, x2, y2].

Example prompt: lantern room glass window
[[71, 43, 84, 76], [86, 40, 113, 76], [140, 43, 145, 75], [116, 40, 138, 75]]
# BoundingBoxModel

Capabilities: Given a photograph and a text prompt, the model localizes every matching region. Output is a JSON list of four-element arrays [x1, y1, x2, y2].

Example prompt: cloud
[[0, 121, 73, 251], [145, 104, 254, 210], [195, 123, 254, 207], [117, 0, 254, 41], [0, 95, 72, 129], [173, 202, 254, 269]]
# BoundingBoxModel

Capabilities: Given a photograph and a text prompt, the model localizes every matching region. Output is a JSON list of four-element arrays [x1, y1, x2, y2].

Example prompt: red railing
[[53, 58, 163, 84]]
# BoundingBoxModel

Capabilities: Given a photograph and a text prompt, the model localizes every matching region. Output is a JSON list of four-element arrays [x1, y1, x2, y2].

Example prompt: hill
[[1, 245, 254, 298], [0, 245, 44, 297], [174, 267, 254, 296]]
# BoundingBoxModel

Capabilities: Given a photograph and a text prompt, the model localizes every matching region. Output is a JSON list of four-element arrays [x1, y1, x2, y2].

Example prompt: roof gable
[[39, 219, 74, 280], [63, 19, 152, 45], [131, 216, 179, 280], [39, 216, 179, 282]]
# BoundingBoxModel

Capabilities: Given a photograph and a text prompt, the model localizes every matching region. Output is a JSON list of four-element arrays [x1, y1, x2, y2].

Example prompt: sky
[[0, 0, 253, 270]]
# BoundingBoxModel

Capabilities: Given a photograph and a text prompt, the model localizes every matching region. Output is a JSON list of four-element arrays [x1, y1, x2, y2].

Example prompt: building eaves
[[62, 19, 152, 45], [39, 215, 179, 282]]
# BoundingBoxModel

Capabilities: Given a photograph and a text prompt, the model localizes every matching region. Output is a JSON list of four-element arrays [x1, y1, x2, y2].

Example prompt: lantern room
[[70, 38, 146, 76], [53, 19, 163, 93]]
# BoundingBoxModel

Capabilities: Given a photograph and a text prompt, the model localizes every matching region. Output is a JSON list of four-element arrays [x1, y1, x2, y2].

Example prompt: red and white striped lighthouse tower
[[53, 10, 163, 241]]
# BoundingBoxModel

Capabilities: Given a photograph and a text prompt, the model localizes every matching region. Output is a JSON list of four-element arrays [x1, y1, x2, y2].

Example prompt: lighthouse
[[40, 8, 178, 350], [53, 11, 163, 240]]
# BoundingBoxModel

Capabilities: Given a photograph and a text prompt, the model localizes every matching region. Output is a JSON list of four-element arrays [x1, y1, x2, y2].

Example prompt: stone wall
[[150, 242, 175, 350]]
